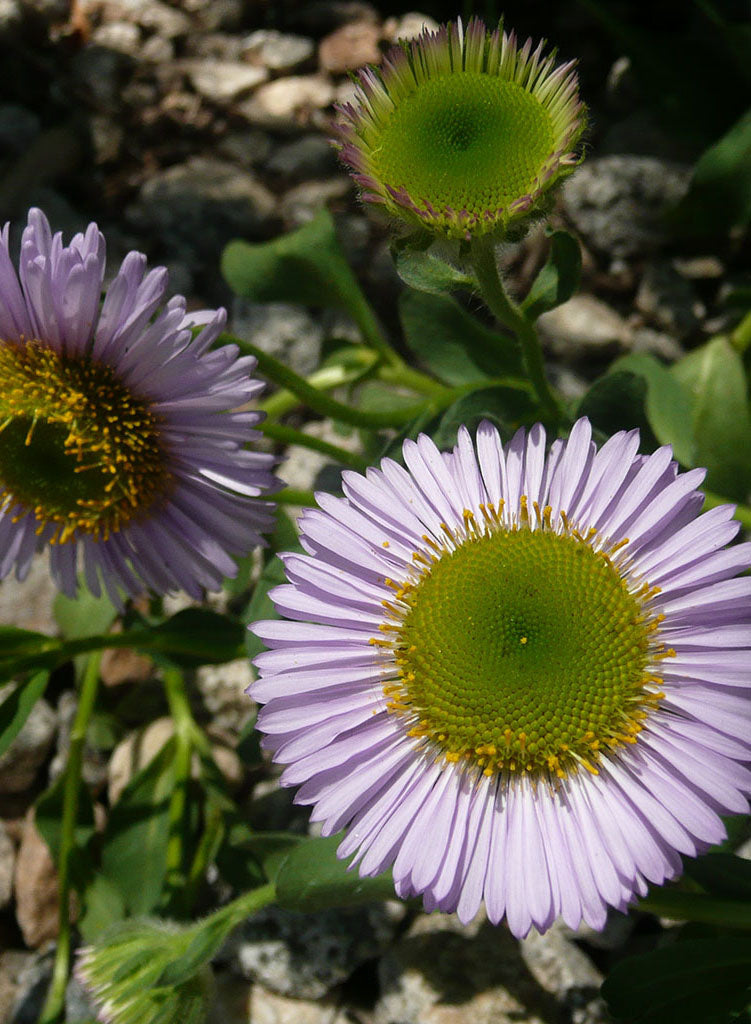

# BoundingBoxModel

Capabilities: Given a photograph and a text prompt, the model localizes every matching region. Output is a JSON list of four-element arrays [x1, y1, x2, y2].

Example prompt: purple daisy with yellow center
[[333, 17, 585, 239], [251, 418, 751, 936], [0, 208, 277, 603]]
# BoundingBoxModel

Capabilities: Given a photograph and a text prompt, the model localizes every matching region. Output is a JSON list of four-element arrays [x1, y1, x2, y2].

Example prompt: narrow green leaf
[[0, 625, 56, 659], [671, 335, 751, 500], [35, 771, 96, 888], [521, 230, 582, 322], [393, 247, 474, 295], [602, 937, 751, 1024], [399, 290, 524, 386], [0, 671, 48, 759], [222, 207, 363, 314], [275, 834, 395, 911], [142, 608, 246, 667], [100, 736, 177, 915], [608, 352, 696, 466]]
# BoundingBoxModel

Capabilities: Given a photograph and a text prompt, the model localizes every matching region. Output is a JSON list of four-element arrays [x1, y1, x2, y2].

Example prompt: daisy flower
[[0, 208, 276, 603], [333, 17, 585, 239], [251, 419, 751, 936]]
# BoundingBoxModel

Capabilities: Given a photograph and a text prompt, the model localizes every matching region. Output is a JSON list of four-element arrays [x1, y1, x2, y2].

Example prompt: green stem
[[162, 667, 198, 914], [470, 235, 563, 425], [638, 889, 751, 929], [345, 285, 402, 369], [225, 332, 430, 429], [274, 487, 318, 507], [259, 356, 377, 420], [39, 652, 102, 1024], [259, 421, 369, 472], [730, 310, 751, 354], [703, 490, 751, 531], [378, 362, 454, 400]]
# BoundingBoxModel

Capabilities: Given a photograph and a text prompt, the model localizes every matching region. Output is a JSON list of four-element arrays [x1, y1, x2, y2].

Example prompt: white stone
[[185, 59, 267, 104]]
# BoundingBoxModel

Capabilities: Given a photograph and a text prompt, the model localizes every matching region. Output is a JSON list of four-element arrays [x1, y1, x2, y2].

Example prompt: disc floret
[[334, 18, 586, 239], [376, 502, 667, 782], [0, 339, 170, 544]]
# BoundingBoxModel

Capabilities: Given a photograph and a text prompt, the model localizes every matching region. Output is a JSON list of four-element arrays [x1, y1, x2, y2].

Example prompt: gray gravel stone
[[216, 128, 272, 168], [242, 29, 315, 72], [563, 156, 691, 259], [0, 0, 22, 34], [229, 903, 401, 999], [635, 260, 705, 338], [231, 300, 324, 378], [64, 974, 99, 1023], [521, 921, 608, 1024], [384, 11, 441, 42], [7, 949, 54, 1024], [237, 75, 335, 133], [537, 294, 631, 361], [127, 156, 278, 267], [0, 554, 58, 633], [184, 58, 267, 104], [279, 177, 351, 229], [0, 686, 56, 794], [267, 134, 338, 184]]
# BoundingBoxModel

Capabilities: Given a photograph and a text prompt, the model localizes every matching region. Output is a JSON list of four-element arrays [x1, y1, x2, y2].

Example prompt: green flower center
[[0, 339, 171, 543], [383, 515, 663, 779], [368, 73, 555, 216]]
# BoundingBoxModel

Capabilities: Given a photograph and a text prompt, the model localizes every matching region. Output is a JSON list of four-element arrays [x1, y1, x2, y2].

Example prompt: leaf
[[672, 109, 751, 238], [35, 770, 97, 891], [54, 586, 118, 640], [602, 936, 751, 1024], [399, 290, 524, 386], [100, 736, 177, 915], [78, 872, 127, 942], [671, 336, 751, 500], [393, 246, 474, 295], [275, 834, 396, 912], [430, 385, 534, 452], [520, 230, 582, 322], [607, 353, 695, 466], [357, 379, 428, 415], [0, 672, 48, 759], [141, 608, 246, 667], [685, 853, 751, 902], [577, 370, 654, 443], [0, 625, 56, 661], [222, 207, 366, 315]]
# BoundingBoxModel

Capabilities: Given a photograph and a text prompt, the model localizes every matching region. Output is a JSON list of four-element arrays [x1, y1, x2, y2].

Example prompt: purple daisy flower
[[0, 208, 277, 603], [251, 418, 751, 936]]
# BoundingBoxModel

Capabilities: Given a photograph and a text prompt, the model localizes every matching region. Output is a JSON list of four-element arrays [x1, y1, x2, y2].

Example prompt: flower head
[[333, 18, 585, 239], [0, 208, 277, 602], [251, 419, 751, 936]]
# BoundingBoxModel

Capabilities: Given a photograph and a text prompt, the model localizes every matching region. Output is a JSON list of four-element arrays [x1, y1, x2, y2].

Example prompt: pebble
[[521, 922, 608, 1024], [267, 134, 338, 184], [563, 155, 691, 258], [0, 554, 58, 633], [217, 128, 272, 168], [184, 58, 268, 104], [248, 987, 352, 1024], [13, 809, 65, 948], [242, 29, 315, 73], [0, 952, 35, 1024], [237, 75, 335, 132], [195, 656, 256, 732], [90, 19, 141, 56], [0, 0, 22, 34], [231, 300, 324, 378], [228, 902, 401, 999], [279, 176, 351, 229], [537, 294, 631, 361], [383, 10, 440, 41], [5, 949, 53, 1024], [0, 819, 14, 909], [319, 19, 382, 73], [635, 260, 704, 338], [0, 686, 57, 795]]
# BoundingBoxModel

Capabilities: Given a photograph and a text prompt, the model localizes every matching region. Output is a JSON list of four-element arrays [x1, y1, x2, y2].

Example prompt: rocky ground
[[0, 0, 748, 1021]]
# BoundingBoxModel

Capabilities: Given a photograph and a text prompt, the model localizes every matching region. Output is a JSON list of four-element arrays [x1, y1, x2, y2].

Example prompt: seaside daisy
[[333, 17, 585, 239], [251, 419, 751, 936], [0, 208, 277, 603]]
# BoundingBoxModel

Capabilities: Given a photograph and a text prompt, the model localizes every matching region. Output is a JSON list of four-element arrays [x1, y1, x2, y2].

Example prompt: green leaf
[[275, 834, 396, 912], [672, 108, 751, 238], [0, 625, 56, 661], [35, 770, 96, 889], [671, 336, 751, 500], [54, 586, 118, 640], [100, 736, 177, 915], [78, 872, 127, 942], [393, 247, 474, 295], [399, 290, 524, 386], [602, 937, 751, 1024], [577, 370, 653, 444], [357, 379, 429, 415], [0, 671, 48, 759], [430, 385, 534, 451], [222, 207, 364, 314], [685, 853, 751, 901], [141, 608, 246, 667], [607, 353, 696, 466], [520, 230, 582, 322]]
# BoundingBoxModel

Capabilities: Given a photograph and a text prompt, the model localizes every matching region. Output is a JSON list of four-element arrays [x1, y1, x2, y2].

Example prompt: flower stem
[[225, 333, 431, 429], [162, 666, 200, 915], [259, 421, 369, 472], [638, 889, 751, 929], [39, 652, 102, 1024], [470, 235, 563, 426], [274, 487, 317, 507], [259, 358, 376, 420]]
